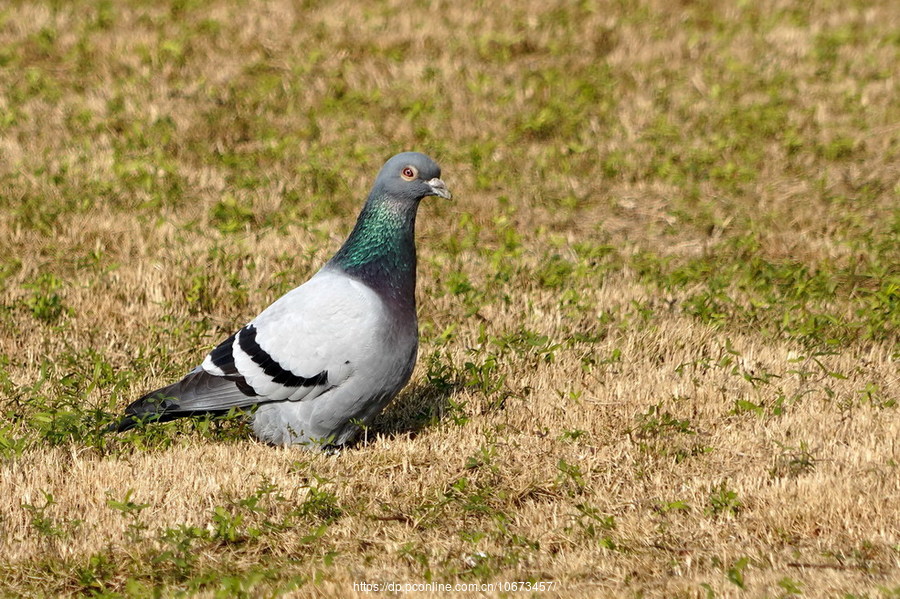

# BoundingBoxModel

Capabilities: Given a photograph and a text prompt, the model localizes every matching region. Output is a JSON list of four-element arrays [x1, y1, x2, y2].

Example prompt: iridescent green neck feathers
[[327, 195, 419, 310]]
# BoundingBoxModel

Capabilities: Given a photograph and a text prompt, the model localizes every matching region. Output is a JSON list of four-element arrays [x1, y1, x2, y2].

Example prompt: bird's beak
[[426, 178, 452, 199]]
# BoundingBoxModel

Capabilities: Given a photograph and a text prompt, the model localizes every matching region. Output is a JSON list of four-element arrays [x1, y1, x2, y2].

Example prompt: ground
[[0, 0, 898, 597]]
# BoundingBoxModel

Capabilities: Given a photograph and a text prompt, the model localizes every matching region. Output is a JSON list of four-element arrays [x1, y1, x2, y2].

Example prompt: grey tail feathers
[[108, 381, 199, 432], [108, 375, 242, 433], [108, 363, 267, 433]]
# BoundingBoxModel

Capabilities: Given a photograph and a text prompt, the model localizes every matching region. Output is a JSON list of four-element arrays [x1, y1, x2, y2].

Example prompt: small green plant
[[154, 524, 208, 576], [707, 482, 742, 517], [211, 505, 250, 544], [725, 556, 750, 589], [210, 194, 255, 234], [462, 354, 507, 396], [424, 350, 458, 393], [571, 503, 616, 545], [557, 428, 587, 443], [444, 397, 471, 426], [632, 404, 695, 438], [23, 273, 68, 322], [22, 491, 81, 539], [464, 444, 497, 472], [492, 327, 562, 363], [859, 382, 896, 409], [74, 551, 118, 594], [107, 489, 150, 543], [556, 458, 586, 496], [657, 499, 691, 514], [534, 254, 574, 289], [295, 477, 343, 523], [771, 441, 817, 478], [777, 576, 803, 596], [0, 423, 28, 458]]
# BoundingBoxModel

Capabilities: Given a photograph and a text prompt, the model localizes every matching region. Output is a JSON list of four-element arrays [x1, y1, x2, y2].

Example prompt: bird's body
[[114, 152, 450, 447]]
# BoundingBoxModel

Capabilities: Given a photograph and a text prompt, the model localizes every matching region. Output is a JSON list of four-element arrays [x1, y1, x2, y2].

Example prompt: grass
[[0, 0, 898, 596]]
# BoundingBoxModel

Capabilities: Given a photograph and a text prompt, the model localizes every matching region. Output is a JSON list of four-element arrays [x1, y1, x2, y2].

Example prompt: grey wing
[[113, 272, 369, 432], [115, 326, 327, 431]]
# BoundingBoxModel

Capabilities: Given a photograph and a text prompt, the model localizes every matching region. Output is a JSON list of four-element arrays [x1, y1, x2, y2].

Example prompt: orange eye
[[401, 166, 417, 181]]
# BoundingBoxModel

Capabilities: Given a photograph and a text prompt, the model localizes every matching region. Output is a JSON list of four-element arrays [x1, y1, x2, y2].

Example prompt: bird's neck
[[328, 195, 419, 312]]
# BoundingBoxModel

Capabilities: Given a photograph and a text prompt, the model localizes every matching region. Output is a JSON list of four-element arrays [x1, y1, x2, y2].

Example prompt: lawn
[[0, 0, 898, 597]]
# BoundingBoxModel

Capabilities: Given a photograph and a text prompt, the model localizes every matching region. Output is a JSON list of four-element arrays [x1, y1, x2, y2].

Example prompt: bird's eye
[[401, 166, 417, 181]]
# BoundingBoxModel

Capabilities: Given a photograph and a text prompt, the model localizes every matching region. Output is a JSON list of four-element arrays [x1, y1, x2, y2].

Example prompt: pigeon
[[112, 151, 451, 447]]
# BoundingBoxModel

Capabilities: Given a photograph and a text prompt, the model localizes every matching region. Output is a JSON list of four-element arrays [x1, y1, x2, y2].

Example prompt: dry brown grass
[[0, 0, 898, 596]]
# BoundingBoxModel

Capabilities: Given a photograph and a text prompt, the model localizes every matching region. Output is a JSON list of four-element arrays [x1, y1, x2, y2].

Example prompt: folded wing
[[113, 271, 373, 431]]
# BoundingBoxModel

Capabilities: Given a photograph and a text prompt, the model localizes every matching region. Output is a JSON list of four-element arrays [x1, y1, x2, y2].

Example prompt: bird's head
[[371, 152, 452, 204]]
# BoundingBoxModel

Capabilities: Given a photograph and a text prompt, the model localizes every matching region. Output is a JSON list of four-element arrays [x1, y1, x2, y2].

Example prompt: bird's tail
[[107, 382, 191, 432], [107, 368, 260, 433]]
